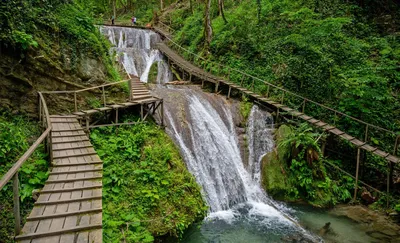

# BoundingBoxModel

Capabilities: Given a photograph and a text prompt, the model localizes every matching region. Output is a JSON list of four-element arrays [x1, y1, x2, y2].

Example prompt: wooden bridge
[[0, 77, 162, 242]]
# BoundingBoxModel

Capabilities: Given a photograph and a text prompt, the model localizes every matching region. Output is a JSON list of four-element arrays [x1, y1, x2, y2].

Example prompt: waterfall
[[247, 105, 275, 184], [100, 26, 172, 84], [100, 26, 318, 241], [152, 86, 317, 240]]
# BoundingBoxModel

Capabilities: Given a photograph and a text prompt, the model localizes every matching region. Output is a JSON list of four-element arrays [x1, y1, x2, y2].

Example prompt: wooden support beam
[[228, 86, 232, 99], [353, 148, 361, 201], [13, 173, 21, 235], [215, 81, 220, 93]]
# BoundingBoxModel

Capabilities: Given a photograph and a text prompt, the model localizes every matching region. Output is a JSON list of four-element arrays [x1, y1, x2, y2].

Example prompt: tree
[[218, 0, 228, 24], [204, 0, 212, 49]]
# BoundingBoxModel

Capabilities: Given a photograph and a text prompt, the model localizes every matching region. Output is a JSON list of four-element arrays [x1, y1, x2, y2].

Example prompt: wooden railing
[[159, 33, 399, 156], [0, 92, 52, 236], [41, 79, 132, 112]]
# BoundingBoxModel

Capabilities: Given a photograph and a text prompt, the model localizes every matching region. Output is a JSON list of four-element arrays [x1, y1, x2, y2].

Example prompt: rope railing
[[0, 92, 52, 236]]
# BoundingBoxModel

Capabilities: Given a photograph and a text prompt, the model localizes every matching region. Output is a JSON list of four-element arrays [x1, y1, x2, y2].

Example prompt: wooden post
[[215, 81, 220, 93], [201, 80, 204, 88], [74, 92, 77, 112], [387, 161, 390, 208], [161, 100, 164, 127], [141, 104, 144, 121], [39, 97, 42, 124], [102, 86, 106, 107], [353, 148, 361, 201], [182, 70, 185, 81], [115, 109, 119, 124], [240, 74, 245, 86], [129, 79, 133, 101], [189, 73, 192, 82], [276, 109, 280, 123], [86, 116, 89, 131], [364, 125, 369, 142], [13, 173, 21, 235], [302, 99, 306, 113], [228, 86, 232, 99], [266, 85, 270, 98], [252, 79, 255, 91]]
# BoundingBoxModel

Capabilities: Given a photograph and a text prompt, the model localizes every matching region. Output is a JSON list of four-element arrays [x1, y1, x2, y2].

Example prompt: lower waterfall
[[153, 86, 318, 242]]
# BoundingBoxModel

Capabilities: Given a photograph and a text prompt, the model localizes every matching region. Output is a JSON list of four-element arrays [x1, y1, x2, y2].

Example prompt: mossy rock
[[261, 150, 291, 200]]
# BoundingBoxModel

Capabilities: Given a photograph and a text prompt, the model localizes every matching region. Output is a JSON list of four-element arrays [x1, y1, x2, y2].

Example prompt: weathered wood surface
[[16, 116, 102, 243], [156, 42, 400, 164]]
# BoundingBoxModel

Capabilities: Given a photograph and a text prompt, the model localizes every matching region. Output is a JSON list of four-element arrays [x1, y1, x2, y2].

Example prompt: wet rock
[[361, 189, 376, 205], [330, 205, 400, 242], [318, 222, 331, 237]]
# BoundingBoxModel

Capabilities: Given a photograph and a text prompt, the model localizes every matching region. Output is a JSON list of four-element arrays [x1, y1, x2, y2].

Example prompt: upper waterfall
[[100, 26, 172, 84]]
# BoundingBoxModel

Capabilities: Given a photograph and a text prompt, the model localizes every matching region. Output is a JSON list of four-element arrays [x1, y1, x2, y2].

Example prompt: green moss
[[261, 125, 352, 208], [90, 119, 207, 242]]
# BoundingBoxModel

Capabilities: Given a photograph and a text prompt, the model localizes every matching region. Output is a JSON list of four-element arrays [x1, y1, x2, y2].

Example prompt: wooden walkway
[[16, 116, 102, 242], [157, 42, 399, 164], [71, 77, 161, 120]]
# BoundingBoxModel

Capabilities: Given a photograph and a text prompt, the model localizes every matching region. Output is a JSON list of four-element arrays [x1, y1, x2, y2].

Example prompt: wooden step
[[15, 224, 102, 241]]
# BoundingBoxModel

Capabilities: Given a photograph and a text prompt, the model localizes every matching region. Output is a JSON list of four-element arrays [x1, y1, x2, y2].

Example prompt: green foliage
[[90, 119, 207, 242], [239, 96, 253, 125], [0, 0, 119, 80], [0, 112, 48, 242], [262, 124, 352, 207]]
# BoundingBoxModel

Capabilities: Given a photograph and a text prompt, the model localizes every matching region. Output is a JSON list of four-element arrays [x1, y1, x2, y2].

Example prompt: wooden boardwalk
[[71, 77, 161, 120], [16, 115, 102, 243], [157, 42, 399, 164]]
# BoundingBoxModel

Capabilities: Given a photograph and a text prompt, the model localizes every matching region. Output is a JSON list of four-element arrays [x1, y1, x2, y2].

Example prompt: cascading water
[[100, 26, 172, 84], [153, 86, 318, 242], [247, 105, 275, 183], [101, 26, 318, 242]]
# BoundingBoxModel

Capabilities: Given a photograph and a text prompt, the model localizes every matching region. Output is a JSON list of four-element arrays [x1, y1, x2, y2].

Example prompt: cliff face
[[0, 1, 118, 117], [0, 46, 109, 117]]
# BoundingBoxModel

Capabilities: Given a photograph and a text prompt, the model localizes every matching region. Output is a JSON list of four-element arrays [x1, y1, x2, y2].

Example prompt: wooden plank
[[52, 161, 102, 167], [40, 185, 102, 194], [27, 208, 102, 221], [35, 196, 102, 206], [329, 128, 345, 136], [49, 168, 101, 175], [15, 224, 102, 241], [53, 152, 97, 159], [45, 176, 102, 184], [361, 144, 377, 152], [52, 133, 87, 138]]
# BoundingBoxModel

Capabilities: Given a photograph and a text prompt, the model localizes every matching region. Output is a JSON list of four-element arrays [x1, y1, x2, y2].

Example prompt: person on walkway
[[131, 16, 135, 26], [111, 15, 115, 25]]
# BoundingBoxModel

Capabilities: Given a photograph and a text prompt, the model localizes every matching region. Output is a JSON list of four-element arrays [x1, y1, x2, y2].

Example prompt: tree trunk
[[204, 0, 212, 50], [113, 0, 116, 20], [218, 0, 228, 24]]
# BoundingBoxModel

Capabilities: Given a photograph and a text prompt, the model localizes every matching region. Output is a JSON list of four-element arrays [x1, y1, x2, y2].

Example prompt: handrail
[[0, 128, 51, 190], [157, 21, 175, 33], [40, 79, 130, 94], [160, 32, 398, 137], [0, 92, 52, 236], [38, 92, 51, 130]]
